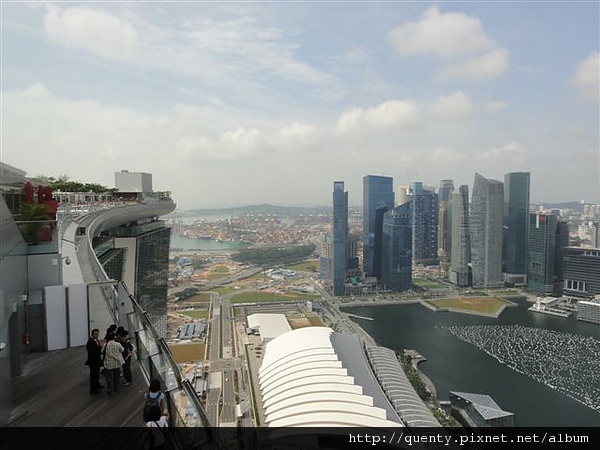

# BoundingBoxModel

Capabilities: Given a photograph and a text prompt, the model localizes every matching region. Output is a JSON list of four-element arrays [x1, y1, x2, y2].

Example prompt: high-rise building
[[438, 180, 454, 276], [449, 185, 471, 287], [563, 247, 600, 299], [363, 175, 395, 277], [470, 173, 504, 287], [527, 212, 569, 295], [503, 172, 530, 284], [333, 181, 348, 296], [380, 202, 412, 292], [410, 182, 439, 266]]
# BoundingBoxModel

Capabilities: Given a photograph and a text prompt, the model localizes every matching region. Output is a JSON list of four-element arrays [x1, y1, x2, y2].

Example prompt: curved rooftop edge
[[81, 201, 176, 237], [258, 327, 406, 428]]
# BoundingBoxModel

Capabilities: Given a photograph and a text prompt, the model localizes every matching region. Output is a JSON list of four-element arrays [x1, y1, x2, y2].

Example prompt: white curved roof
[[258, 327, 404, 427]]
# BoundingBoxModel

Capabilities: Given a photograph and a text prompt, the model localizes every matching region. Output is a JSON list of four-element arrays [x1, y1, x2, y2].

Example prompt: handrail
[[72, 202, 213, 448]]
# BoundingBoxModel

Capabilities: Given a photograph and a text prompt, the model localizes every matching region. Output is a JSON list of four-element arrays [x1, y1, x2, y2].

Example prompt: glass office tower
[[380, 202, 412, 292], [504, 172, 530, 277], [470, 173, 504, 287], [363, 175, 394, 277], [333, 181, 348, 296]]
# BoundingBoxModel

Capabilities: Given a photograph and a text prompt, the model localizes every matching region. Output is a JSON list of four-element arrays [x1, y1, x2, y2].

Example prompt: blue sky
[[2, 1, 598, 209]]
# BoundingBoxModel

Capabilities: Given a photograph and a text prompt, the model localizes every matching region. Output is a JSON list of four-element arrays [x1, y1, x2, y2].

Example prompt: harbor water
[[344, 296, 600, 427]]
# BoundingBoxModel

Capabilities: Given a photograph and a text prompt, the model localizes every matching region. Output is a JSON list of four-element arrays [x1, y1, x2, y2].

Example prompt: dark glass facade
[[503, 172, 530, 275], [363, 175, 394, 277], [380, 203, 412, 292], [411, 182, 439, 266], [333, 181, 348, 296], [135, 226, 171, 338], [527, 213, 568, 295], [450, 185, 471, 287]]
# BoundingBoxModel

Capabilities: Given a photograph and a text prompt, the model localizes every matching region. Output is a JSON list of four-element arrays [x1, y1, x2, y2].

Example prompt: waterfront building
[[258, 326, 440, 427], [438, 180, 454, 277], [503, 172, 530, 285], [410, 182, 439, 266], [362, 175, 395, 277], [527, 212, 569, 295], [450, 391, 515, 427], [470, 173, 504, 287], [563, 247, 600, 298], [576, 298, 600, 324], [449, 185, 471, 286], [332, 181, 348, 296], [380, 202, 412, 292]]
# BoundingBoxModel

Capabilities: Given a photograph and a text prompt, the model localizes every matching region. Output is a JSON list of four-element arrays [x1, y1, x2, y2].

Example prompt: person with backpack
[[143, 379, 168, 422], [139, 404, 168, 450]]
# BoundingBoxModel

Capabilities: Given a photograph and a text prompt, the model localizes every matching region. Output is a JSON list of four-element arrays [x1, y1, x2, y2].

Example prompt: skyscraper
[[527, 212, 569, 295], [363, 175, 395, 277], [332, 181, 348, 296], [470, 173, 504, 287], [503, 172, 530, 283], [380, 202, 412, 292], [438, 180, 454, 276], [449, 185, 471, 287], [410, 182, 439, 266]]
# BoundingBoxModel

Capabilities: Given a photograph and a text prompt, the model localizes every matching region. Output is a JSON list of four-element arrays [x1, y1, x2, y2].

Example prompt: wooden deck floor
[[9, 346, 148, 427]]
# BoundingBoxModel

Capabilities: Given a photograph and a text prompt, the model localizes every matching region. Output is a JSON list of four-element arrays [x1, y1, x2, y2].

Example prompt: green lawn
[[213, 265, 230, 273], [180, 309, 209, 320], [426, 297, 509, 314], [209, 286, 234, 295], [185, 293, 212, 303], [284, 260, 319, 272], [231, 291, 319, 304], [413, 278, 442, 289]]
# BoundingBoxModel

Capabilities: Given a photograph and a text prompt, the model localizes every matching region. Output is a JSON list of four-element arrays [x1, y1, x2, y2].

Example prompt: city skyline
[[2, 2, 599, 209]]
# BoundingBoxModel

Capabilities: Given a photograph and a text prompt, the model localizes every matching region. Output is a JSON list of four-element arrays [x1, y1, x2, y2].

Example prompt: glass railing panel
[[16, 220, 59, 254]]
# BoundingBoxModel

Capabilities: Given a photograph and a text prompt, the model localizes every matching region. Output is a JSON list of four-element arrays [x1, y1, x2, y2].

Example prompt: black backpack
[[143, 393, 162, 422]]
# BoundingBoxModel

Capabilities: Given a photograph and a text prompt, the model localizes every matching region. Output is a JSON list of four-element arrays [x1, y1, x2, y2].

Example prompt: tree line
[[231, 244, 316, 267]]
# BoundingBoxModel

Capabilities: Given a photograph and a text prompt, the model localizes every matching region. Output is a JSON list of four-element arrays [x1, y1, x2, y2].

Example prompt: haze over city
[[2, 1, 599, 209]]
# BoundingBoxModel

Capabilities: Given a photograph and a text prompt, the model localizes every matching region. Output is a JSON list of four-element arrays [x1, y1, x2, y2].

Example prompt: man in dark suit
[[86, 328, 103, 394]]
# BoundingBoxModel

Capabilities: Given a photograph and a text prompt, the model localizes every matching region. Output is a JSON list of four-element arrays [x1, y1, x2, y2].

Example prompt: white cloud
[[477, 141, 525, 164], [428, 91, 474, 119], [483, 100, 507, 112], [573, 51, 599, 101], [343, 48, 369, 64], [44, 5, 139, 62], [333, 100, 421, 135], [387, 6, 495, 59], [429, 147, 466, 163], [439, 48, 509, 81]]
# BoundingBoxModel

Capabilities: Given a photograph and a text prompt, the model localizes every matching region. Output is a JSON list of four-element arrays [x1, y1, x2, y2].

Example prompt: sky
[[1, 1, 599, 210]]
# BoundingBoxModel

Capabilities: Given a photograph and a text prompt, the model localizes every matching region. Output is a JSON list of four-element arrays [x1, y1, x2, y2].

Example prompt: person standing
[[102, 334, 124, 395], [85, 329, 103, 394], [118, 330, 134, 386]]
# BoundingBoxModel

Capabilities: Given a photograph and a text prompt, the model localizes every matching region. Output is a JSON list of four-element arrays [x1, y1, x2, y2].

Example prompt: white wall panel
[[44, 286, 67, 351], [67, 284, 88, 347]]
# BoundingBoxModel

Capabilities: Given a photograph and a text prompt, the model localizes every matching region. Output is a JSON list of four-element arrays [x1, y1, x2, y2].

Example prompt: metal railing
[[74, 203, 214, 449], [124, 282, 214, 448]]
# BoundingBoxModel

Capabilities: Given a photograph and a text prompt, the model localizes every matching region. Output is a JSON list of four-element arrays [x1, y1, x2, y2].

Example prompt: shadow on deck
[[9, 345, 148, 427]]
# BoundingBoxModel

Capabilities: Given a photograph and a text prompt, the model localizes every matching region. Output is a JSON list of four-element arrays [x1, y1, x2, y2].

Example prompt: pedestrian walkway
[[9, 346, 147, 427]]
